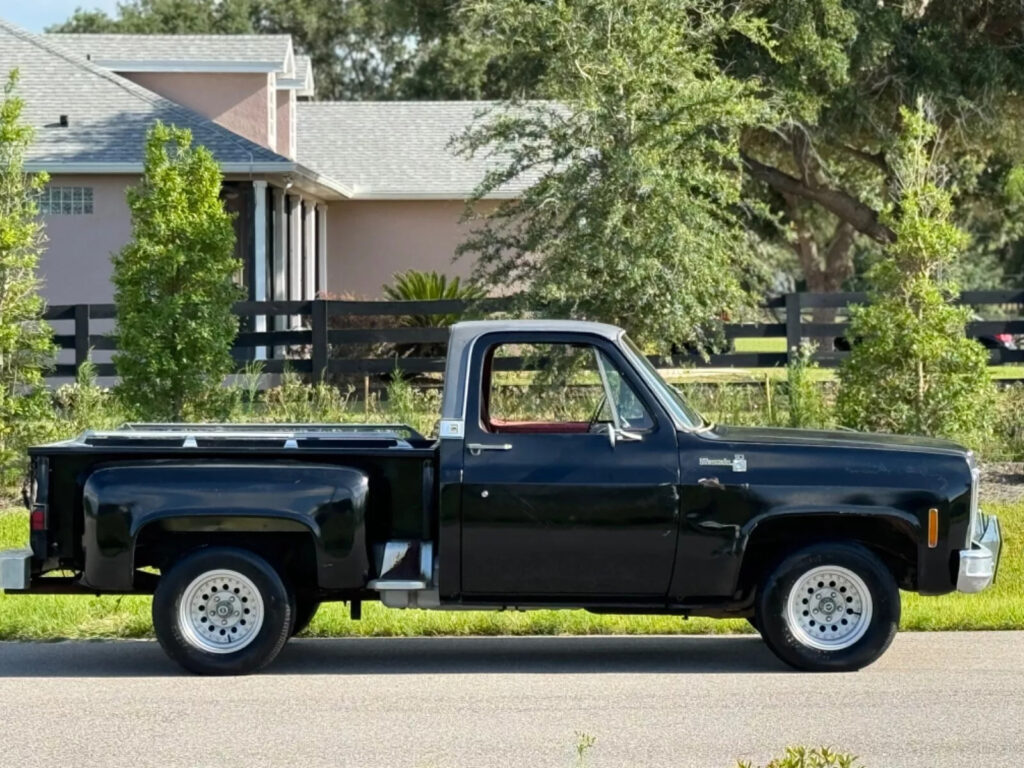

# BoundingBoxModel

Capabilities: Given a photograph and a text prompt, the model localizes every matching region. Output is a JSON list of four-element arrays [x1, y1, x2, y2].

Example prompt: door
[[459, 333, 680, 598]]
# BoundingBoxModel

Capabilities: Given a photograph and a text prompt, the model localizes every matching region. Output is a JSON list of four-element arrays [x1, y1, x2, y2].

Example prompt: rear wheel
[[153, 547, 292, 676], [755, 542, 899, 672]]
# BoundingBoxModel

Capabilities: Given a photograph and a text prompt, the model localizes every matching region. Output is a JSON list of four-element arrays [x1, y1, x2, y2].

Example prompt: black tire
[[289, 597, 321, 637], [153, 547, 292, 676], [745, 615, 761, 634], [755, 541, 899, 672]]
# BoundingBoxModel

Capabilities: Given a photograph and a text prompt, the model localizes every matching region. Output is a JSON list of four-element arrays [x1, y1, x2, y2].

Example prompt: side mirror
[[607, 425, 642, 448]]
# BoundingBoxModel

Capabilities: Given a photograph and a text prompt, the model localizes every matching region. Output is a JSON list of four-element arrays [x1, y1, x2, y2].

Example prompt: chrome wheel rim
[[785, 565, 872, 651], [178, 569, 264, 654]]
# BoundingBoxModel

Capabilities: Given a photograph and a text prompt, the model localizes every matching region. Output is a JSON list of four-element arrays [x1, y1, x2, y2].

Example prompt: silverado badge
[[699, 454, 747, 473]]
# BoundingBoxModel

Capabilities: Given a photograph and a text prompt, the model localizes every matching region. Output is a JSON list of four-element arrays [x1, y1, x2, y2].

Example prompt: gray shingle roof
[[295, 101, 538, 199], [278, 55, 313, 96], [44, 33, 293, 73], [1, 20, 291, 168]]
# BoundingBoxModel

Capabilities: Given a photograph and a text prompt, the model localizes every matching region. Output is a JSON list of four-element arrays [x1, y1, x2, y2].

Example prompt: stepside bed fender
[[80, 461, 369, 591]]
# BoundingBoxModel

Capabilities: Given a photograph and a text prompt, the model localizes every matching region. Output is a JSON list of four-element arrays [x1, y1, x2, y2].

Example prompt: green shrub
[[261, 371, 355, 423], [383, 270, 486, 361], [383, 270, 485, 328], [786, 342, 830, 429], [112, 121, 240, 422], [0, 70, 56, 485], [384, 370, 441, 436], [836, 106, 994, 443], [52, 361, 125, 434], [737, 746, 860, 768]]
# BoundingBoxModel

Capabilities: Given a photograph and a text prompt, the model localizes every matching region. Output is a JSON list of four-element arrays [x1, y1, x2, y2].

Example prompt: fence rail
[[43, 290, 1024, 381]]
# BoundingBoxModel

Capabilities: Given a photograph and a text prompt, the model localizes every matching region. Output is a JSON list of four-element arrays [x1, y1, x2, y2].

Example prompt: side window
[[482, 341, 653, 434], [595, 350, 654, 431]]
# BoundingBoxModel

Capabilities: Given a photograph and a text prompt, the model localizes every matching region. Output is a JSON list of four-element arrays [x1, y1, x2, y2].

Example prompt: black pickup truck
[[0, 320, 1002, 675]]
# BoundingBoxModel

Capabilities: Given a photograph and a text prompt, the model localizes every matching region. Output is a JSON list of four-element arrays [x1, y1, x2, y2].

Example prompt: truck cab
[[0, 320, 1002, 675]]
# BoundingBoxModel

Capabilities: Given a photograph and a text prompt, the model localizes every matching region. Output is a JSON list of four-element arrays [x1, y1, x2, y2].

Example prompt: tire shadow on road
[[0, 635, 788, 677]]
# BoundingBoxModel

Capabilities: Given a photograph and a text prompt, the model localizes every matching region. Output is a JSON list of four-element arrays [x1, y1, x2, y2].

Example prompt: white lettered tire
[[755, 541, 900, 672], [153, 547, 292, 676]]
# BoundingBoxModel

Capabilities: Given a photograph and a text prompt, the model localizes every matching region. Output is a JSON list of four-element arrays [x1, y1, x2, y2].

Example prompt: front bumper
[[0, 548, 32, 592], [956, 513, 1001, 593]]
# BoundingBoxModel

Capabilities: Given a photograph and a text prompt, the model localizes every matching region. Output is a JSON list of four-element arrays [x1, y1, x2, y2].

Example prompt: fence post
[[311, 299, 328, 382], [74, 304, 90, 376], [785, 292, 801, 364]]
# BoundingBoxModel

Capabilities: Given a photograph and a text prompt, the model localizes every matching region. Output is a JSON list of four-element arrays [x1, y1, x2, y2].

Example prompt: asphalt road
[[0, 631, 1017, 768]]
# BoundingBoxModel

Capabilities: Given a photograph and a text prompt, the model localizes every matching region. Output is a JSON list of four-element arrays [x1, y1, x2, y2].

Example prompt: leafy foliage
[[735, 1, 1024, 294], [786, 341, 829, 429], [836, 107, 995, 440], [382, 270, 485, 328], [455, 0, 774, 350], [48, 0, 260, 34], [736, 746, 860, 768], [0, 70, 55, 484], [113, 122, 240, 421]]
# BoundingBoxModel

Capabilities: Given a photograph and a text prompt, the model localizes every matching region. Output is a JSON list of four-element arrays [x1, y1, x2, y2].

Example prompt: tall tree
[[50, 0, 260, 34], [455, 0, 775, 349], [836, 105, 994, 440], [0, 71, 55, 483], [113, 122, 240, 421], [731, 1, 1024, 295]]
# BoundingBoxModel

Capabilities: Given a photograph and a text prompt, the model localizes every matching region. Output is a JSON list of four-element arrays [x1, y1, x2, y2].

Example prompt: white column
[[252, 180, 268, 360], [303, 200, 316, 300], [316, 203, 328, 295], [288, 194, 302, 326], [272, 187, 288, 315]]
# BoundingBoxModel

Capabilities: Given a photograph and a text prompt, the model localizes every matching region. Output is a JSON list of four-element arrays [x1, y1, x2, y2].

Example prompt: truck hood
[[705, 424, 969, 457]]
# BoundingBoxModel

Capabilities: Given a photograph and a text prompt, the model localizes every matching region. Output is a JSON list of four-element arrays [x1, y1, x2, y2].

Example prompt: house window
[[39, 186, 93, 215]]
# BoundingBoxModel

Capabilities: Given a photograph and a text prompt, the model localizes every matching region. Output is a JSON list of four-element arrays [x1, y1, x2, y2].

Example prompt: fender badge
[[699, 454, 747, 473]]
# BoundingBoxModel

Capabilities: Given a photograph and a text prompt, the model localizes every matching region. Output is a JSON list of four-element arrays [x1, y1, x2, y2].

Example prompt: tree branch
[[742, 152, 895, 244]]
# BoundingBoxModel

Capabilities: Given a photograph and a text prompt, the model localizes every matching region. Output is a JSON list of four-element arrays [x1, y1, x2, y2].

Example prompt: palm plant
[[383, 270, 486, 328]]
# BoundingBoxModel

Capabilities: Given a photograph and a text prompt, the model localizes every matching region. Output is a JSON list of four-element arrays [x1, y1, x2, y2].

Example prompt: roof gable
[[295, 101, 539, 200], [44, 33, 294, 74], [0, 20, 290, 169]]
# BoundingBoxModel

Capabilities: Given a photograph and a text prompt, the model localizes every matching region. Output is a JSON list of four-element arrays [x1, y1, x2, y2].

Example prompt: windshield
[[621, 335, 706, 430]]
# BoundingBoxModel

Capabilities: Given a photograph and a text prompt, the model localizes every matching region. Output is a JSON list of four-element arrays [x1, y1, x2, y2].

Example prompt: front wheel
[[289, 597, 321, 637], [153, 547, 292, 676], [755, 542, 899, 672]]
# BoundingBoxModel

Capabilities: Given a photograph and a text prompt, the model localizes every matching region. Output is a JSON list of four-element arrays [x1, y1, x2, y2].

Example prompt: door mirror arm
[[607, 425, 642, 448]]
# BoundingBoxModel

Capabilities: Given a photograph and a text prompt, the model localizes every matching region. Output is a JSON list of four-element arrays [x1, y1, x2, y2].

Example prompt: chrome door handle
[[467, 442, 513, 456], [698, 477, 724, 490]]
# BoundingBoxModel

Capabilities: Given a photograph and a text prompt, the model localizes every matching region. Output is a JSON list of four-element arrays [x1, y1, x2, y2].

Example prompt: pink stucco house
[[0, 19, 522, 317]]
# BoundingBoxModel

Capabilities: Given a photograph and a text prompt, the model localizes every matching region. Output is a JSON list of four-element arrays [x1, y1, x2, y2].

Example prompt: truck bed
[[29, 423, 439, 570]]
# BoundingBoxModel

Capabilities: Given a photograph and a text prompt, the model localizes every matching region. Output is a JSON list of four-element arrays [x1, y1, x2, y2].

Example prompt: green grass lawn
[[1, 502, 1019, 640]]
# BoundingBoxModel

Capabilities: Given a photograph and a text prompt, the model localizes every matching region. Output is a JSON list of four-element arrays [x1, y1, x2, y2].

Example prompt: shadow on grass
[[0, 635, 787, 677]]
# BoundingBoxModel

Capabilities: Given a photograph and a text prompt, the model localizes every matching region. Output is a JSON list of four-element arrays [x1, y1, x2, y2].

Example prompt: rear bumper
[[956, 513, 1001, 593], [0, 549, 32, 592]]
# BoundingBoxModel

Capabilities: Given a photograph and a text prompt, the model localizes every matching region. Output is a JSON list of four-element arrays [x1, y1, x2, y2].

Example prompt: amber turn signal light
[[927, 507, 939, 548]]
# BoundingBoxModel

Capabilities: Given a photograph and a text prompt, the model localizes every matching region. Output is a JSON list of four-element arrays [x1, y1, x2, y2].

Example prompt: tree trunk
[[785, 196, 856, 353]]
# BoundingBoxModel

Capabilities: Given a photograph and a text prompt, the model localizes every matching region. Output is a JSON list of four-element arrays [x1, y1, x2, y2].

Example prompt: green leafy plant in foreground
[[737, 746, 860, 768]]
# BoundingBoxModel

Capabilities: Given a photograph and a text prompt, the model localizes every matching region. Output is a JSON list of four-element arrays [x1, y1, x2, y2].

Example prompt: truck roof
[[442, 319, 626, 425], [449, 319, 623, 342]]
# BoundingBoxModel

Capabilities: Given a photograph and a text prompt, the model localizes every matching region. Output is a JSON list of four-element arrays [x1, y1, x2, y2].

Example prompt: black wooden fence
[[43, 290, 1024, 380]]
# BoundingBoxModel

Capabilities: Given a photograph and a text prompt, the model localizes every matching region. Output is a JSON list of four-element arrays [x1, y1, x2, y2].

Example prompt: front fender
[[81, 461, 369, 591]]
